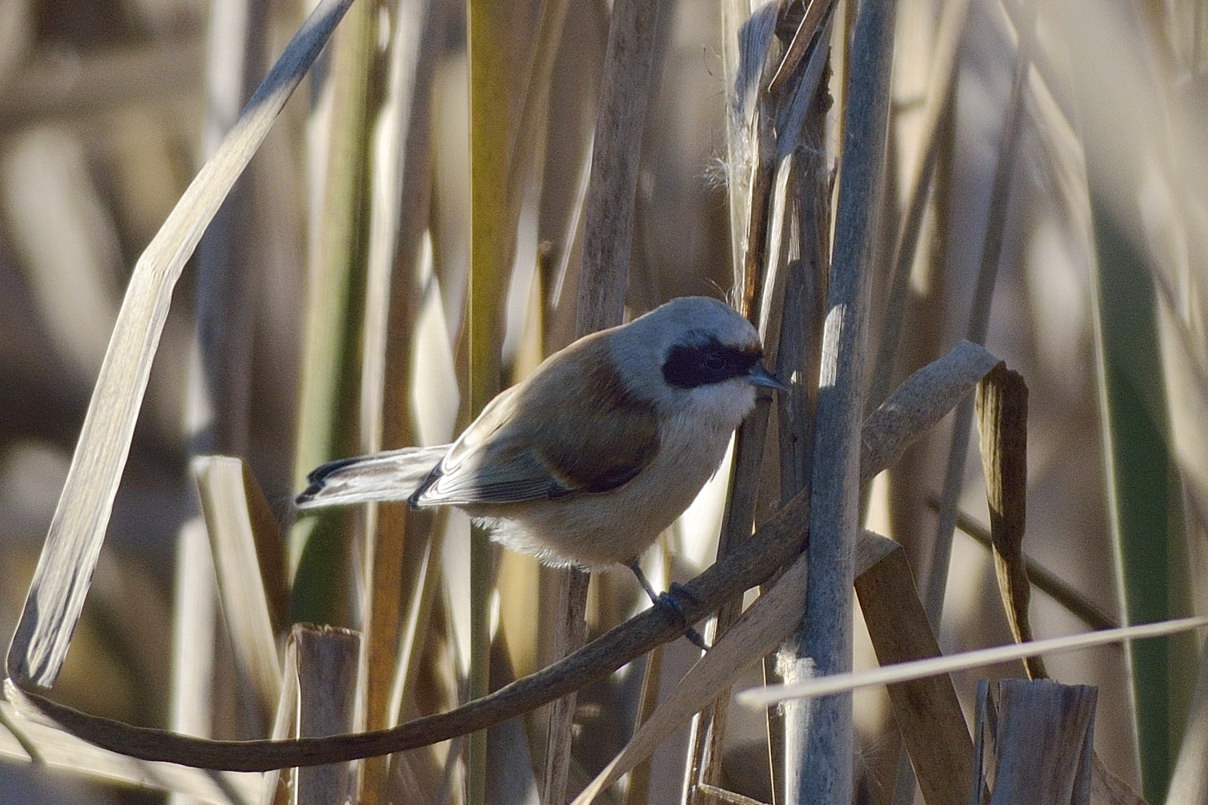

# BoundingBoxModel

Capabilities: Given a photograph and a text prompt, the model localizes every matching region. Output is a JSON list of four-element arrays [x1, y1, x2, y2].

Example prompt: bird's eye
[[663, 341, 757, 389]]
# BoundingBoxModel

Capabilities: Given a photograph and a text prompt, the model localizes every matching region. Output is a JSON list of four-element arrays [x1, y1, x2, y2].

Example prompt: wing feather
[[411, 335, 659, 508]]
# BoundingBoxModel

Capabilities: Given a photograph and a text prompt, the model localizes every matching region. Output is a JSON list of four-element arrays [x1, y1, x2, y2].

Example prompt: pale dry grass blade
[[547, 136, 593, 311], [740, 617, 1208, 708], [386, 514, 442, 724], [192, 457, 284, 714], [501, 0, 569, 310], [0, 700, 262, 804], [540, 567, 588, 804], [5, 0, 354, 689], [694, 785, 764, 805], [383, 529, 453, 805], [360, 0, 449, 455], [262, 627, 301, 805], [169, 519, 218, 745]]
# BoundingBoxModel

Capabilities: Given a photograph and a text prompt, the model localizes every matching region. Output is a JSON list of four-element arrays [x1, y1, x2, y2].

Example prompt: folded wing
[[411, 338, 661, 508]]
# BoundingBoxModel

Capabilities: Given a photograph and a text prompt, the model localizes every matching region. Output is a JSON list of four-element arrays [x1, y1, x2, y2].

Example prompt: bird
[[295, 296, 786, 647]]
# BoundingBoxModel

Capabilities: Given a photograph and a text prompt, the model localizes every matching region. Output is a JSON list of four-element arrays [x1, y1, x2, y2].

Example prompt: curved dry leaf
[[0, 700, 261, 803], [860, 340, 1000, 484], [5, 0, 354, 688]]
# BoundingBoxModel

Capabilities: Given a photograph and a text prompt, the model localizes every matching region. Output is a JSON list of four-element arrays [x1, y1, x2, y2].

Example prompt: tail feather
[[295, 445, 449, 509]]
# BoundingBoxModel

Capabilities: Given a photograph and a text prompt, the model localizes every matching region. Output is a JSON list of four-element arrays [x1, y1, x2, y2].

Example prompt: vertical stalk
[[548, 2, 662, 800], [575, 0, 663, 330], [921, 44, 1029, 626], [467, 1, 510, 800], [291, 0, 378, 625], [782, 0, 896, 800]]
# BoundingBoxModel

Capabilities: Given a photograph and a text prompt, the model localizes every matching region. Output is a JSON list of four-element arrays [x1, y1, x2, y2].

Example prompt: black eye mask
[[662, 338, 762, 389]]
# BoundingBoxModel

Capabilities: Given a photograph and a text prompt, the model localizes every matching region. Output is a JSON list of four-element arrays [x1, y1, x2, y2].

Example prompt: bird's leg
[[626, 559, 710, 651]]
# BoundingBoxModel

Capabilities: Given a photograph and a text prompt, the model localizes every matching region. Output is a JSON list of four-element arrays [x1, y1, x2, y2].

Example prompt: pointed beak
[[748, 363, 789, 391]]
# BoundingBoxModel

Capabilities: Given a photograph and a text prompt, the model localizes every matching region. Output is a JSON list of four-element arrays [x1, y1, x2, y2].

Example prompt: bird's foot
[[655, 584, 710, 651]]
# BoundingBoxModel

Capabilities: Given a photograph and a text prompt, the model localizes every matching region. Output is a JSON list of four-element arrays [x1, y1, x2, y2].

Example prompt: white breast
[[473, 381, 756, 570]]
